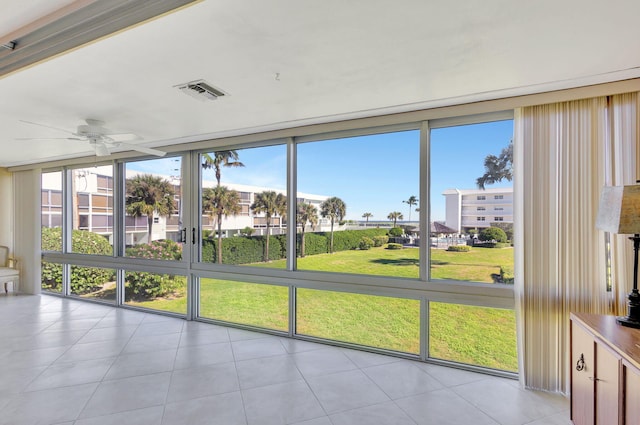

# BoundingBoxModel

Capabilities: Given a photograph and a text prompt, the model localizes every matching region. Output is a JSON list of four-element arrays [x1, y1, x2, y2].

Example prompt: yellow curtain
[[514, 95, 638, 393]]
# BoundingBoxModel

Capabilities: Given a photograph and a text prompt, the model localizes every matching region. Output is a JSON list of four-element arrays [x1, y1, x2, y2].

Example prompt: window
[[495, 207, 504, 211], [477, 206, 486, 211], [477, 195, 486, 200], [494, 217, 504, 221], [494, 195, 504, 199], [70, 166, 114, 256], [125, 157, 183, 259], [297, 130, 419, 276], [200, 145, 286, 267]]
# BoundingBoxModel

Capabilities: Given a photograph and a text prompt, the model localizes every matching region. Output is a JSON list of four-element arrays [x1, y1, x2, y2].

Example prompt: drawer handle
[[588, 377, 601, 382], [576, 354, 585, 371]]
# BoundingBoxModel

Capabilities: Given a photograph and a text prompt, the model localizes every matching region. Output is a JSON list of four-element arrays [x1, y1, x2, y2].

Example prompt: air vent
[[176, 79, 227, 101]]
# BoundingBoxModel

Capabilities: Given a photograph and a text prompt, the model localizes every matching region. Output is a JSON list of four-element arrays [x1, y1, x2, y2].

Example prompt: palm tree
[[320, 197, 346, 253], [202, 150, 244, 186], [387, 211, 403, 227], [202, 186, 241, 263], [402, 196, 418, 221], [126, 174, 176, 242], [362, 212, 373, 226], [476, 141, 513, 189], [297, 202, 318, 257], [251, 191, 287, 262]]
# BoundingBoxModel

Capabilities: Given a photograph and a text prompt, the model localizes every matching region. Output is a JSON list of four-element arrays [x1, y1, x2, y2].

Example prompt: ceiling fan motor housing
[[77, 119, 108, 138]]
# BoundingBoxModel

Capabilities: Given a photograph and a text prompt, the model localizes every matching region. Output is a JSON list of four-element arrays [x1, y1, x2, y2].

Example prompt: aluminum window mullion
[[420, 121, 430, 282]]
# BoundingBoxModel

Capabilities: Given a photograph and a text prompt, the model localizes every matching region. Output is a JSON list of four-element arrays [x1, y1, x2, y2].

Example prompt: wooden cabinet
[[570, 313, 640, 425]]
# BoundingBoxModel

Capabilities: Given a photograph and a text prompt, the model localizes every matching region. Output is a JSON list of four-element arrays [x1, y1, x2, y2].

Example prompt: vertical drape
[[13, 168, 42, 294], [516, 97, 614, 393], [607, 93, 639, 316]]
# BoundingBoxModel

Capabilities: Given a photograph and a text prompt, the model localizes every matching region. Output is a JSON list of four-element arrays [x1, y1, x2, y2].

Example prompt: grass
[[126, 245, 517, 371]]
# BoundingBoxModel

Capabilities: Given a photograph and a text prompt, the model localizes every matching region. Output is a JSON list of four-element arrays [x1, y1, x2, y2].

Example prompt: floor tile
[[0, 382, 98, 425], [452, 378, 568, 425], [306, 369, 390, 414], [132, 320, 183, 337], [178, 325, 229, 347], [25, 357, 115, 391], [0, 365, 47, 394], [56, 338, 128, 363], [103, 349, 177, 380], [341, 348, 404, 368], [231, 337, 287, 361], [79, 372, 171, 419], [2, 345, 70, 369], [122, 332, 181, 354], [74, 406, 164, 425], [362, 361, 444, 399], [330, 401, 417, 425], [166, 362, 239, 403], [290, 418, 333, 425], [292, 348, 358, 378], [242, 380, 326, 425], [77, 325, 139, 344], [162, 391, 246, 425], [173, 341, 234, 370], [524, 410, 572, 425], [415, 362, 492, 387], [395, 388, 499, 425], [236, 354, 303, 389]]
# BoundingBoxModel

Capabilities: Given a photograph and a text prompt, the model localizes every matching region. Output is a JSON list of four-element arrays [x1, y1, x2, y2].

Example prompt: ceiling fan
[[18, 118, 166, 157]]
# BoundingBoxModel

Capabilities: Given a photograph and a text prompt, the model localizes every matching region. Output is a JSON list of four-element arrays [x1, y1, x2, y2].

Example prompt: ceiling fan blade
[[114, 141, 166, 157], [16, 137, 84, 140], [19, 120, 75, 135], [105, 133, 141, 142]]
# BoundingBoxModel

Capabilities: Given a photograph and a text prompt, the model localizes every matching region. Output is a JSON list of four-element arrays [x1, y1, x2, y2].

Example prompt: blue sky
[[129, 119, 513, 222]]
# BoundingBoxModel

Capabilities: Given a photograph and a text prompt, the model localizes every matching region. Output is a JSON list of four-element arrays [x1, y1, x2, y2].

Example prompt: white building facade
[[442, 187, 513, 233]]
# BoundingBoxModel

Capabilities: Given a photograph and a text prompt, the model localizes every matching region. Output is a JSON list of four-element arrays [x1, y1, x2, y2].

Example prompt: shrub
[[41, 227, 114, 294], [359, 237, 374, 250], [373, 235, 389, 247], [447, 245, 471, 252], [124, 239, 183, 299], [500, 265, 514, 284], [388, 227, 403, 237], [387, 243, 403, 250], [478, 227, 508, 243]]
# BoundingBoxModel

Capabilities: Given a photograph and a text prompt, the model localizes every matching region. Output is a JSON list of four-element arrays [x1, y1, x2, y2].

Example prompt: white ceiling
[[1, 0, 640, 167]]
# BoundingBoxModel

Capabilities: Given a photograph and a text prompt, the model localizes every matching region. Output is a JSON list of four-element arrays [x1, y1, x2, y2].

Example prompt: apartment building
[[443, 187, 513, 233]]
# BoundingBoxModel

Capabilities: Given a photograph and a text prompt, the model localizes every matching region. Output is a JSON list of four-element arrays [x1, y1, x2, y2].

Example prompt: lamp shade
[[596, 185, 640, 234]]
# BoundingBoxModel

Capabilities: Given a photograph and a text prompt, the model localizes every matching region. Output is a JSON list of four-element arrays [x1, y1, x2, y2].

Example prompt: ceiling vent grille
[[176, 80, 227, 101]]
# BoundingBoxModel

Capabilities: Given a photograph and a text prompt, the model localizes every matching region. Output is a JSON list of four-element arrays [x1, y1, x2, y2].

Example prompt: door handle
[[192, 227, 197, 245], [576, 354, 585, 371], [181, 228, 187, 243]]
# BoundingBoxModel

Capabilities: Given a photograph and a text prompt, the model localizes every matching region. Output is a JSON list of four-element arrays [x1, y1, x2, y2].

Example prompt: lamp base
[[616, 315, 640, 329]]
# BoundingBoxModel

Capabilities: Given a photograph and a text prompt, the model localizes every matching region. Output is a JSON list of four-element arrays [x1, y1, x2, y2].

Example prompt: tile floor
[[0, 293, 572, 425]]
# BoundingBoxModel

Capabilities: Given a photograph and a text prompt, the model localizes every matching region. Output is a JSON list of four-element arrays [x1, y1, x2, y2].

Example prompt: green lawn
[[129, 245, 517, 371]]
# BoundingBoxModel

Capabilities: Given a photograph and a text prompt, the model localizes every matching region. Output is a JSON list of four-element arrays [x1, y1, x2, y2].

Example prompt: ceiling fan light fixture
[[176, 79, 227, 101], [91, 140, 111, 157]]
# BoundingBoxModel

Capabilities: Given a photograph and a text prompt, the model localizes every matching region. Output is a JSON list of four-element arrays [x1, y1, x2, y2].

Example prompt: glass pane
[[429, 302, 517, 372], [200, 145, 286, 267], [124, 270, 186, 315], [430, 120, 514, 284], [41, 261, 62, 293], [297, 131, 419, 276], [69, 266, 116, 303], [125, 157, 183, 260], [70, 166, 114, 255], [41, 171, 63, 252], [199, 278, 288, 331], [296, 288, 420, 354]]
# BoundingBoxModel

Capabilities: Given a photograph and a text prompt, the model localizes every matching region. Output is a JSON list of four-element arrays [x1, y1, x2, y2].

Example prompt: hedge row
[[202, 228, 390, 264]]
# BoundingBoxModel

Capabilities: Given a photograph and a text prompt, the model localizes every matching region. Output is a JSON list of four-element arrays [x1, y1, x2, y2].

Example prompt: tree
[[202, 185, 241, 263], [320, 197, 346, 253], [402, 196, 418, 221], [476, 141, 513, 189], [126, 174, 176, 242], [478, 226, 508, 243], [251, 191, 287, 262], [362, 212, 373, 226], [387, 211, 403, 227], [297, 202, 318, 257], [202, 150, 244, 186]]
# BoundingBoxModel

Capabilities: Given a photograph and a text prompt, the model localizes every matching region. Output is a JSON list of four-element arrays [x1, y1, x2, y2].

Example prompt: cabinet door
[[595, 342, 620, 425], [572, 322, 595, 425], [624, 361, 640, 425]]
